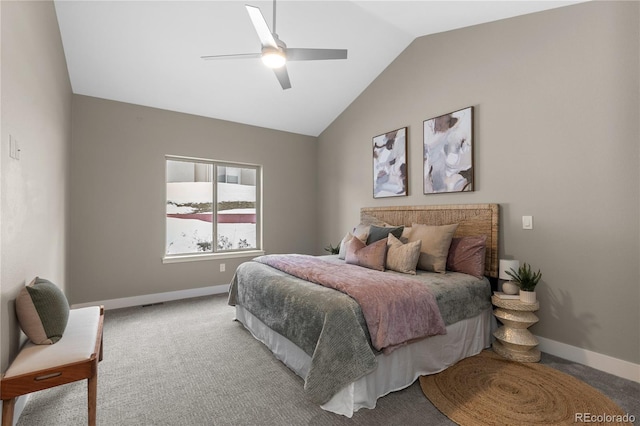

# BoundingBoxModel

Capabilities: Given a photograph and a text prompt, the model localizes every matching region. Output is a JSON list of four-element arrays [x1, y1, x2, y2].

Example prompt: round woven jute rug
[[419, 350, 631, 425]]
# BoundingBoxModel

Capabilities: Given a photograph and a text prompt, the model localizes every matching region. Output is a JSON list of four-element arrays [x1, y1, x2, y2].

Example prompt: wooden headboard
[[361, 204, 499, 278]]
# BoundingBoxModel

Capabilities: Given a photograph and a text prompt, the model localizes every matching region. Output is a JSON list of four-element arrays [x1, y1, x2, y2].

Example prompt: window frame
[[163, 155, 264, 264]]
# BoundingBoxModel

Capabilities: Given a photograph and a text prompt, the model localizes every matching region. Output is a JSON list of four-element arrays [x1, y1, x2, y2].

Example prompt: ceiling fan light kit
[[261, 47, 286, 69], [201, 0, 348, 89]]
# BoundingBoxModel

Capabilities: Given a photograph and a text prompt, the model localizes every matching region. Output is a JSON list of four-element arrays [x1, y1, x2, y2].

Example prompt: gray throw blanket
[[255, 254, 446, 352]]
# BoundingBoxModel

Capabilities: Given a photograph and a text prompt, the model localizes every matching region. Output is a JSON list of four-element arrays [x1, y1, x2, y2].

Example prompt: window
[[164, 156, 262, 262]]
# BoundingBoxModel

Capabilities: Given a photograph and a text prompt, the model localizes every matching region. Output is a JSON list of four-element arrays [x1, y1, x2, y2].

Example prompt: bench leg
[[88, 375, 97, 426], [99, 334, 104, 362], [2, 398, 15, 426]]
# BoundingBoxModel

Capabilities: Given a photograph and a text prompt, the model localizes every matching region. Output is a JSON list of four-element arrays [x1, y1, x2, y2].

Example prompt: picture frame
[[423, 107, 474, 194], [373, 127, 408, 198]]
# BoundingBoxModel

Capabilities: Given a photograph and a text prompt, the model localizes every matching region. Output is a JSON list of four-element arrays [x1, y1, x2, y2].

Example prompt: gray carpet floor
[[16, 294, 640, 425]]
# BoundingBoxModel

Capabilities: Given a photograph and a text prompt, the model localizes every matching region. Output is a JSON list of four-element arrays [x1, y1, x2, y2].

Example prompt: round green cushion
[[16, 277, 70, 344]]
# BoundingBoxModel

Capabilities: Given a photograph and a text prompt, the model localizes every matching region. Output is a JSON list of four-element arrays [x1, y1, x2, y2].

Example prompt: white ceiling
[[54, 1, 584, 136]]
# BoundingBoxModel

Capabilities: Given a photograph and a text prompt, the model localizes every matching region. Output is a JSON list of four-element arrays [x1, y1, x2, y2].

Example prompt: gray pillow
[[366, 225, 404, 245]]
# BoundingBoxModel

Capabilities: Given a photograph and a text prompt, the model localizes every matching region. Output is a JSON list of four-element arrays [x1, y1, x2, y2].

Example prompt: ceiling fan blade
[[286, 48, 348, 61], [273, 66, 291, 90], [201, 53, 262, 61], [245, 5, 278, 49]]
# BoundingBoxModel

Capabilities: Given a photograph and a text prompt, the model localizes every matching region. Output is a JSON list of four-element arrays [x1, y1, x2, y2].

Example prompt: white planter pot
[[519, 290, 536, 304]]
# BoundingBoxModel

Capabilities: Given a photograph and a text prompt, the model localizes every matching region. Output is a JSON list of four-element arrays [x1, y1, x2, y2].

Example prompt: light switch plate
[[9, 135, 16, 159], [522, 216, 533, 230], [9, 135, 20, 160]]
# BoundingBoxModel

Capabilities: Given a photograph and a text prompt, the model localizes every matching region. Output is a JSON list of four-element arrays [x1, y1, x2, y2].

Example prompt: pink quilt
[[256, 254, 446, 352]]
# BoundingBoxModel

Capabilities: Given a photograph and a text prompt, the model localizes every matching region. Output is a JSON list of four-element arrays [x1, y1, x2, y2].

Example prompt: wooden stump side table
[[491, 295, 540, 362]]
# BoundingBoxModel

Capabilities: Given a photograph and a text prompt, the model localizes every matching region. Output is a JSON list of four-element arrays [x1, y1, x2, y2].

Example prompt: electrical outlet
[[220, 263, 226, 272]]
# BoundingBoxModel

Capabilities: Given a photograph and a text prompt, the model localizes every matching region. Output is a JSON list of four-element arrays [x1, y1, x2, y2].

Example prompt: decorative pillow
[[16, 277, 70, 344], [338, 232, 366, 260], [366, 225, 404, 245], [345, 238, 387, 271], [352, 223, 370, 242], [386, 234, 422, 275], [400, 226, 412, 243], [338, 232, 353, 260], [351, 215, 390, 243], [447, 236, 487, 278], [409, 223, 459, 273]]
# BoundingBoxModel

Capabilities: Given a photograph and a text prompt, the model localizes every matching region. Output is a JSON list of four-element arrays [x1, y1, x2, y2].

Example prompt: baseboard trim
[[70, 284, 230, 310], [536, 335, 640, 383]]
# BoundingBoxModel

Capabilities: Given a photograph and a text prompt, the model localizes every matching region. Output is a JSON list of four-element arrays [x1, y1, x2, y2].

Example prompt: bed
[[228, 204, 499, 417]]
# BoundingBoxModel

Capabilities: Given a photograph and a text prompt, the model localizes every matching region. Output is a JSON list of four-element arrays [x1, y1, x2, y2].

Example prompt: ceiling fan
[[201, 0, 348, 90]]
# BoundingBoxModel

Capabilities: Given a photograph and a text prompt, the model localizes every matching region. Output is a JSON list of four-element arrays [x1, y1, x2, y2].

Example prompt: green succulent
[[324, 243, 340, 255], [505, 263, 542, 292]]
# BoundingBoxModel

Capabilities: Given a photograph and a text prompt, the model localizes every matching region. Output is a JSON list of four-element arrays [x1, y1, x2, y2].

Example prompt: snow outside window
[[165, 157, 261, 258]]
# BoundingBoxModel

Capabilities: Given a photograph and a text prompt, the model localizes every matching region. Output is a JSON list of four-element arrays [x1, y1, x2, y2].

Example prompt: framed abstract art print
[[373, 127, 408, 198], [423, 107, 474, 194]]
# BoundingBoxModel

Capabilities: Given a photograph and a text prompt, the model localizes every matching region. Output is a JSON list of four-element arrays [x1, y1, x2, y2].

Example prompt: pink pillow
[[447, 236, 487, 278], [345, 238, 387, 271]]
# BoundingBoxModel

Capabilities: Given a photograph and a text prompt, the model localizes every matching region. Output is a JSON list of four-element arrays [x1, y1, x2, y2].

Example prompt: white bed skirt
[[235, 305, 495, 417]]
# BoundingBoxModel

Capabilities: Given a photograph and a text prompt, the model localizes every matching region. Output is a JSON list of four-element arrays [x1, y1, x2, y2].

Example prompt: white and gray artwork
[[423, 107, 474, 194], [373, 127, 408, 198]]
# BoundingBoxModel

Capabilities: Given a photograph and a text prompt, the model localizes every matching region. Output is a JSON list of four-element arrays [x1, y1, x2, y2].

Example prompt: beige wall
[[1, 0, 637, 377], [0, 1, 72, 371], [69, 95, 317, 304], [318, 1, 640, 364]]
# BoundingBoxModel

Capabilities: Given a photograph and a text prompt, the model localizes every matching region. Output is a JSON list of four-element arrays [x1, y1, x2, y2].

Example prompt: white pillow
[[338, 232, 366, 260]]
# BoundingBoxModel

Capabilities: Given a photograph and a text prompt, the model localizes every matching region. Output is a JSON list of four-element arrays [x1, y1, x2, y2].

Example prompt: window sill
[[162, 250, 265, 264]]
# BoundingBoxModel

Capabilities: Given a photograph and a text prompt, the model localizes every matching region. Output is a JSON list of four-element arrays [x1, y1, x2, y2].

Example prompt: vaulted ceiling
[[54, 1, 584, 136]]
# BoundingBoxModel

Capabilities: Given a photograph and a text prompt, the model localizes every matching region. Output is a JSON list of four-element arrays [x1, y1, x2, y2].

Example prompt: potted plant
[[324, 243, 340, 255], [505, 262, 542, 303]]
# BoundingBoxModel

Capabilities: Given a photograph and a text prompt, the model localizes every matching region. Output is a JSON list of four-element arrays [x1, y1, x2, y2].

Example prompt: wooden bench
[[1, 306, 104, 426]]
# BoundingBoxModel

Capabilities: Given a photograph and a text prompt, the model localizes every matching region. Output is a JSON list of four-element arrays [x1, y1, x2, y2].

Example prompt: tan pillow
[[409, 223, 459, 273], [345, 238, 387, 271], [386, 234, 422, 274], [400, 226, 412, 242]]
